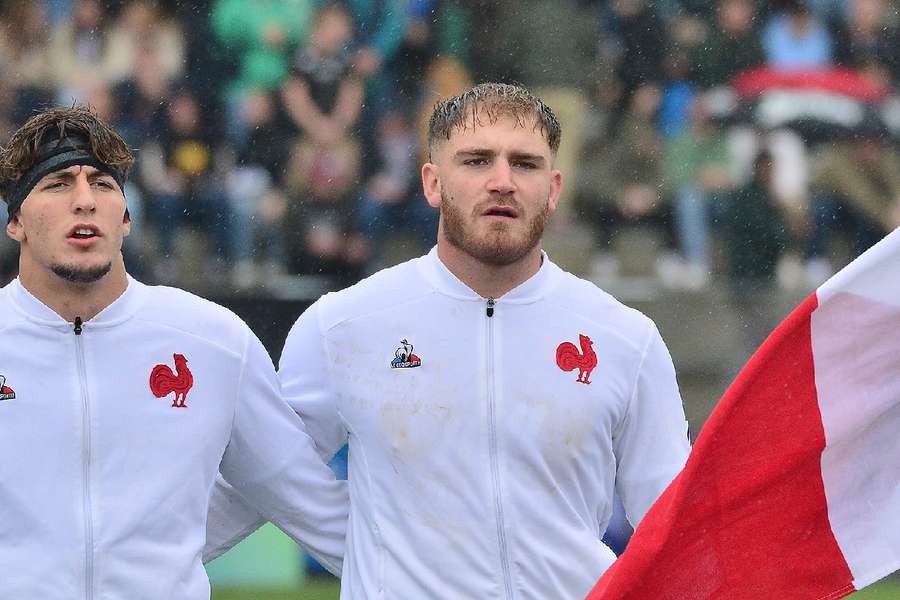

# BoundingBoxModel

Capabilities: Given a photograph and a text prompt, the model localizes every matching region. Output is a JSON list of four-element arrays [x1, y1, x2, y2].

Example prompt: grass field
[[213, 574, 900, 599]]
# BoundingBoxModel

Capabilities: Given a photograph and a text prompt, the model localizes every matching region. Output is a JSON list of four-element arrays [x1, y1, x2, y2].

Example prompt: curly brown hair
[[0, 105, 134, 190], [427, 82, 561, 161]]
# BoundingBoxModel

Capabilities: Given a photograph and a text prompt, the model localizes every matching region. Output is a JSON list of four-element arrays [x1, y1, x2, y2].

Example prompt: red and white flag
[[587, 228, 900, 600]]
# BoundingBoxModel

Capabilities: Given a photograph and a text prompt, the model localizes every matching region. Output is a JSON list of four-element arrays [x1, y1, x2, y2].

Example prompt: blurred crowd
[[0, 0, 898, 295]]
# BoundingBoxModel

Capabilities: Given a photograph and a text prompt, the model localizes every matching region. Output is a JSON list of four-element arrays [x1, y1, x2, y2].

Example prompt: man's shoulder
[[547, 265, 654, 331], [134, 283, 250, 347], [313, 256, 432, 329]]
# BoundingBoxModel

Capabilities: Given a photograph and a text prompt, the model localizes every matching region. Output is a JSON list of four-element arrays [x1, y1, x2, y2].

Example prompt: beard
[[52, 261, 113, 284], [440, 189, 549, 266]]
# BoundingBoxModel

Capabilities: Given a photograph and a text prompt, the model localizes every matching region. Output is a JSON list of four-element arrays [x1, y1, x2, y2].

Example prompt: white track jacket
[[208, 248, 691, 599], [0, 277, 346, 600]]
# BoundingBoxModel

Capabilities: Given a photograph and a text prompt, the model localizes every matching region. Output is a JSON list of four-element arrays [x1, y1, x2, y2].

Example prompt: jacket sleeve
[[613, 320, 691, 527], [214, 326, 348, 575], [203, 474, 266, 563], [278, 301, 349, 462]]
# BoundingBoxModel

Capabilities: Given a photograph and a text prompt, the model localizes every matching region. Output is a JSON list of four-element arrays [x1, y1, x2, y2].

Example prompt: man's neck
[[19, 261, 129, 323], [436, 240, 543, 299]]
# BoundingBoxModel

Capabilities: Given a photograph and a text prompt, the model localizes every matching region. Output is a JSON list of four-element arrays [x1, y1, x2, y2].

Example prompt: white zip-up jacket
[[208, 248, 690, 599], [0, 277, 347, 600]]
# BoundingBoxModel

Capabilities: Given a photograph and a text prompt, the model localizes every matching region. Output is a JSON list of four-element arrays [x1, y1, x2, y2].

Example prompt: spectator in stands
[[763, 0, 834, 70], [832, 0, 900, 87], [343, 0, 407, 115], [281, 1, 366, 282], [601, 0, 666, 105], [695, 0, 765, 89], [137, 86, 230, 284], [721, 149, 789, 354], [227, 90, 293, 287], [103, 0, 185, 85], [112, 47, 173, 145], [662, 97, 732, 287], [576, 83, 667, 254], [0, 3, 54, 98], [658, 44, 697, 139], [46, 0, 113, 103], [357, 107, 436, 273], [211, 0, 314, 98], [806, 128, 900, 283]]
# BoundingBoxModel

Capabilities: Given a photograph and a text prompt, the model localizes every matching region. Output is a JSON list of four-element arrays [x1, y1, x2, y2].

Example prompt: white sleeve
[[613, 320, 691, 527], [203, 474, 266, 564], [278, 302, 349, 462], [215, 326, 347, 576]]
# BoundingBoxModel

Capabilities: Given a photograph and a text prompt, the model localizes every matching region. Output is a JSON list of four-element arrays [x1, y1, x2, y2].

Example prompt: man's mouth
[[68, 225, 101, 240], [482, 205, 518, 219]]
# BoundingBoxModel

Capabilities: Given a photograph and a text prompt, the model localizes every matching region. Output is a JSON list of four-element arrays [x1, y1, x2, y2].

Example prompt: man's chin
[[51, 262, 113, 284], [457, 232, 537, 267]]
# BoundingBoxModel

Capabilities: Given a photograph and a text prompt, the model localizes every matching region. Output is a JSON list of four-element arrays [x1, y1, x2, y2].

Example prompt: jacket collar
[[8, 275, 145, 331], [419, 245, 560, 304]]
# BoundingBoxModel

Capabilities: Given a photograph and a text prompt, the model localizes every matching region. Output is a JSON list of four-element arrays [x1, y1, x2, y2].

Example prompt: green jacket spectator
[[212, 0, 315, 97]]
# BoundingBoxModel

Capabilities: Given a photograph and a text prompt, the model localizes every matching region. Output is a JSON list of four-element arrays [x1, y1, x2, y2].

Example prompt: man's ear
[[422, 162, 442, 209], [547, 169, 563, 213], [6, 213, 24, 242]]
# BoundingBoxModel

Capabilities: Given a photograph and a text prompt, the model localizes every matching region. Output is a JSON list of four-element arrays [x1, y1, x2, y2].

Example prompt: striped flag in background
[[587, 227, 900, 600]]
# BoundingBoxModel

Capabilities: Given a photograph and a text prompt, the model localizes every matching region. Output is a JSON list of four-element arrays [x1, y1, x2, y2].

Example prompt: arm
[[613, 321, 691, 526], [212, 325, 347, 575], [281, 75, 363, 144], [281, 77, 330, 141], [204, 475, 266, 563], [278, 301, 349, 462], [329, 77, 365, 140]]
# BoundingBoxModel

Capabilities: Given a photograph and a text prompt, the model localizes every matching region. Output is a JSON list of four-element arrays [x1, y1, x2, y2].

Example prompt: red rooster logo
[[556, 334, 598, 384], [149, 353, 194, 408]]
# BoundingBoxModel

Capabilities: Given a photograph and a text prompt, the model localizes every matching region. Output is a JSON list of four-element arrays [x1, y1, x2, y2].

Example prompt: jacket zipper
[[485, 298, 514, 598], [74, 317, 94, 600]]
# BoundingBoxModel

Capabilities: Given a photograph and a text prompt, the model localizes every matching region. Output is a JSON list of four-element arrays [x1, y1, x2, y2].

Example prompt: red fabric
[[586, 294, 856, 600], [732, 67, 890, 103]]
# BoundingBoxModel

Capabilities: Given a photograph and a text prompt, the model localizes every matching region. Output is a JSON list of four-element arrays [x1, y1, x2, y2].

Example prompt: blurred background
[[1, 0, 899, 597]]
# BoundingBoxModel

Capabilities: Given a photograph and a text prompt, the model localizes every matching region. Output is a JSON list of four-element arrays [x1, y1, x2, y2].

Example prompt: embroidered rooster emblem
[[556, 334, 598, 384], [149, 353, 194, 408]]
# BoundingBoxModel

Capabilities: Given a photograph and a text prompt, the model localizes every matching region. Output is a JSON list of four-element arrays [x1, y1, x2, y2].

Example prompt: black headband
[[4, 131, 126, 222]]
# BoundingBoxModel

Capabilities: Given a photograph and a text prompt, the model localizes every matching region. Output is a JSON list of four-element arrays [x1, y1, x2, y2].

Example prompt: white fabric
[[208, 248, 690, 599], [0, 277, 346, 599], [813, 227, 900, 589]]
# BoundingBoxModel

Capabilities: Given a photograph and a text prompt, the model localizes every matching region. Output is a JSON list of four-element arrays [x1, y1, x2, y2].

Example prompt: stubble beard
[[51, 261, 113, 284], [440, 189, 549, 267]]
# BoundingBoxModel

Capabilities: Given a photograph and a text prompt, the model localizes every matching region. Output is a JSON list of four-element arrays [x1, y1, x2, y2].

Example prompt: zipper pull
[[73, 316, 83, 335], [486, 298, 495, 317]]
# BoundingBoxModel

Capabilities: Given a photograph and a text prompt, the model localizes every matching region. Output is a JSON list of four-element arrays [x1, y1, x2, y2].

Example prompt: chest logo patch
[[556, 334, 597, 384], [149, 353, 194, 408], [391, 339, 421, 369], [0, 375, 16, 401]]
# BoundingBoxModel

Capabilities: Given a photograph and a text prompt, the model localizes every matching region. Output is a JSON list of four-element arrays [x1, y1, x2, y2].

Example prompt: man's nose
[[487, 160, 516, 195], [71, 175, 96, 212]]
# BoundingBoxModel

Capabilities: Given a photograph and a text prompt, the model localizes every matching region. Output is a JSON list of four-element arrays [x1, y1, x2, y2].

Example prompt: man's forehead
[[443, 112, 551, 151], [44, 164, 107, 178]]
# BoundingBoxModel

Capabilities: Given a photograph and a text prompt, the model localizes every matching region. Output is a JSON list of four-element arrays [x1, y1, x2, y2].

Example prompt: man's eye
[[464, 158, 488, 166], [514, 161, 537, 170], [93, 180, 115, 190], [43, 181, 66, 190]]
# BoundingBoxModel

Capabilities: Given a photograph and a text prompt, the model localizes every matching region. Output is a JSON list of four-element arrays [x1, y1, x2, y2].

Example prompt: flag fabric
[[587, 228, 900, 600]]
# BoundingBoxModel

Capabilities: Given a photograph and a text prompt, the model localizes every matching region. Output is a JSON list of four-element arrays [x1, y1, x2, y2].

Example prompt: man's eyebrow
[[454, 148, 495, 158], [453, 148, 547, 164], [508, 151, 546, 164]]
